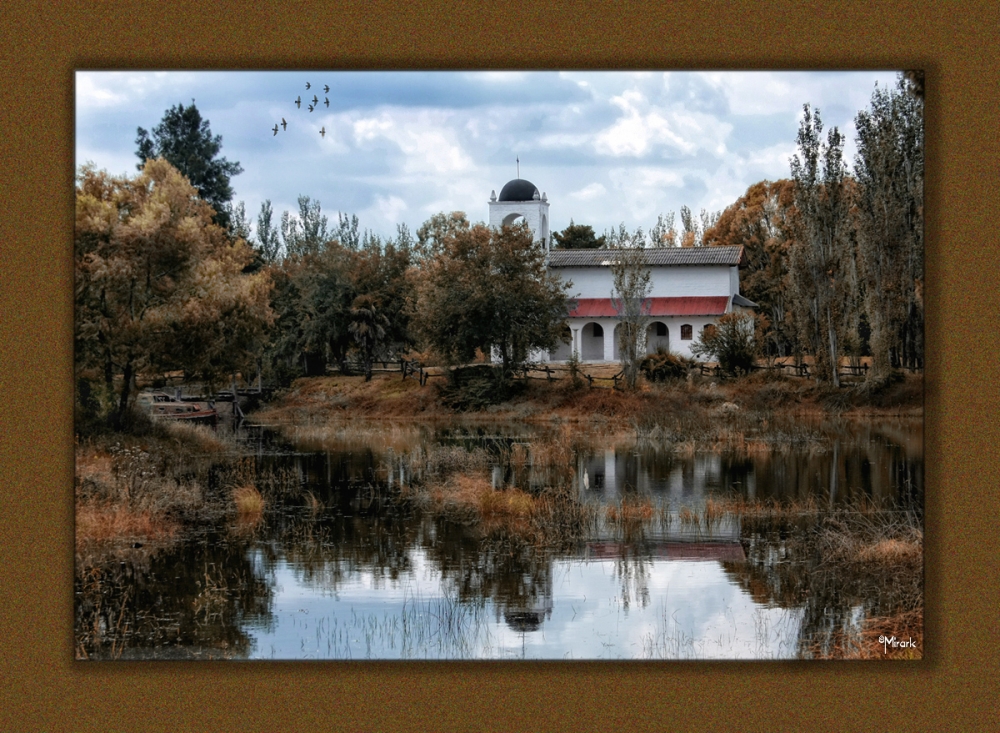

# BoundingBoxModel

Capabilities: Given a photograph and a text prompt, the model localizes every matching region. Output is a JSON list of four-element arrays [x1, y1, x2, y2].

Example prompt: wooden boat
[[138, 392, 217, 423]]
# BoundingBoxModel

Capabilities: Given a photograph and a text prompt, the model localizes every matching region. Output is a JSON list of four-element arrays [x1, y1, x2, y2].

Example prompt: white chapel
[[488, 178, 756, 363]]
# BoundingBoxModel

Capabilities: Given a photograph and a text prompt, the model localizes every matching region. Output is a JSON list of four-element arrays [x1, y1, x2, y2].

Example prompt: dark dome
[[498, 178, 539, 202]]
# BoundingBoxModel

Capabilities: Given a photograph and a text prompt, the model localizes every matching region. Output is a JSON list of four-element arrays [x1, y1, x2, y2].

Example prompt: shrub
[[639, 348, 691, 382], [438, 364, 523, 411], [690, 311, 769, 377]]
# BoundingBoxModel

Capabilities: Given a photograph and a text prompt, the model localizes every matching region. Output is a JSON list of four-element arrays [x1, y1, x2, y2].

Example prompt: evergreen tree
[[551, 220, 606, 249], [135, 102, 243, 229]]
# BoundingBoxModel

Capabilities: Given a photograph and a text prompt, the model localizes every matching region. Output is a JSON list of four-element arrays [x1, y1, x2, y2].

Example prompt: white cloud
[[570, 183, 607, 201], [374, 194, 407, 223], [352, 110, 475, 175], [594, 89, 732, 158]]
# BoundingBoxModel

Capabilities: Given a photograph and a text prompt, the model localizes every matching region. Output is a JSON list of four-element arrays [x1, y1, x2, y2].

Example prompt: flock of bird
[[272, 82, 330, 137]]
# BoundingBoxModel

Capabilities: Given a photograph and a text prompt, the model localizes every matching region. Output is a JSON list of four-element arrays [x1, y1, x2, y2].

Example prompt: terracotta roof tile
[[568, 297, 731, 318]]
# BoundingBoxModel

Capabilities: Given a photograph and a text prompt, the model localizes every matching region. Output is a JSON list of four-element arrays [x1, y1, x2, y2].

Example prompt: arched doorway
[[581, 322, 604, 361], [646, 321, 669, 354]]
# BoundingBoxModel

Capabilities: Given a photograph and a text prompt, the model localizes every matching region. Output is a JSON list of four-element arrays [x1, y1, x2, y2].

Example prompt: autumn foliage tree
[[703, 179, 800, 358], [75, 159, 273, 430]]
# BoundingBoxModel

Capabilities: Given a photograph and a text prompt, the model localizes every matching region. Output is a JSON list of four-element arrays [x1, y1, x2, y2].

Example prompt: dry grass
[[856, 537, 922, 565], [815, 608, 923, 660], [404, 472, 595, 548], [703, 497, 726, 526], [76, 503, 179, 547], [233, 484, 265, 516], [159, 420, 232, 453], [678, 506, 699, 525], [302, 490, 324, 515], [606, 496, 656, 526]]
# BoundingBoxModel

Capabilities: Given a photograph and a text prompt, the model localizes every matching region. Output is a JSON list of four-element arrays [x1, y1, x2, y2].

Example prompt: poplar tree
[[853, 75, 924, 377], [789, 105, 855, 386], [607, 224, 652, 391]]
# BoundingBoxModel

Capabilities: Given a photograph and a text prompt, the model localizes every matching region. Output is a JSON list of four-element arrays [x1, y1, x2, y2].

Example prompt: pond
[[76, 416, 923, 660]]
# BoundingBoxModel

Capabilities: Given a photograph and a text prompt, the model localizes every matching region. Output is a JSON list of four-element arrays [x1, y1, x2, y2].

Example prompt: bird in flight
[[306, 82, 311, 89], [324, 84, 330, 93], [320, 127, 326, 138], [281, 118, 287, 131], [312, 95, 318, 105], [272, 124, 279, 136], [324, 97, 329, 107], [308, 104, 314, 112], [295, 96, 301, 108]]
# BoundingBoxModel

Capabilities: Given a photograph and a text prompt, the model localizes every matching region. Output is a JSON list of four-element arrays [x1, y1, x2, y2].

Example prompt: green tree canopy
[[551, 220, 606, 249], [691, 311, 770, 376], [135, 102, 243, 229], [416, 221, 572, 382], [75, 159, 273, 429]]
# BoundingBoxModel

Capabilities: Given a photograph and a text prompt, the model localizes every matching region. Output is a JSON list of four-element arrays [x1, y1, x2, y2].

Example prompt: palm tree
[[348, 295, 389, 381]]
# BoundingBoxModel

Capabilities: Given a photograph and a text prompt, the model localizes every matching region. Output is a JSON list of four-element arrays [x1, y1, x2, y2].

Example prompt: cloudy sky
[[76, 70, 900, 242]]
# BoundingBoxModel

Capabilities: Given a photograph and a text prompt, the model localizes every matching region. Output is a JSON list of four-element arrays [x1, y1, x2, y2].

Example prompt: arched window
[[681, 324, 693, 340], [702, 324, 716, 339], [592, 323, 603, 337], [656, 322, 667, 337]]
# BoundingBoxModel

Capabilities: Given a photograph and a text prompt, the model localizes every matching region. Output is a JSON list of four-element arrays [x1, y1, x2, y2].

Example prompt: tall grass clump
[[233, 484, 265, 516]]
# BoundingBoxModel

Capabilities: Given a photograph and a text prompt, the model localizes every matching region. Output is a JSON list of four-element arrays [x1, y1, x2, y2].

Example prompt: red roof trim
[[568, 297, 730, 318]]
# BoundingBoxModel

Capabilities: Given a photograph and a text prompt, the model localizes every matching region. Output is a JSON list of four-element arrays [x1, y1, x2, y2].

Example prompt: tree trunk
[[826, 307, 840, 388], [115, 361, 134, 431]]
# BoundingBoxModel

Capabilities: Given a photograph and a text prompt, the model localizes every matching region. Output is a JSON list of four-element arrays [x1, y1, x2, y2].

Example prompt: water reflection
[[77, 417, 922, 659]]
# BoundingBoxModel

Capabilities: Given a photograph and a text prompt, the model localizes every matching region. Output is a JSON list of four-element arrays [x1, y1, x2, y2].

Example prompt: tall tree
[[348, 295, 390, 381], [135, 102, 243, 229], [335, 212, 361, 251], [350, 228, 416, 361], [648, 212, 677, 248], [679, 206, 698, 247], [415, 211, 470, 258], [281, 195, 330, 257], [789, 105, 855, 386], [853, 75, 924, 377], [607, 225, 652, 391], [254, 200, 282, 264], [416, 221, 571, 383], [75, 159, 273, 429], [551, 220, 606, 249]]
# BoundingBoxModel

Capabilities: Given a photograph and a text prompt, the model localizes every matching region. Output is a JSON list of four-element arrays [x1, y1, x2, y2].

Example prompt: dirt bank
[[253, 371, 923, 427]]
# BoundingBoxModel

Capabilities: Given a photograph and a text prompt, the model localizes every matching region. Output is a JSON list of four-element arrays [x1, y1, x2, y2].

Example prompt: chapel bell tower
[[489, 178, 550, 249]]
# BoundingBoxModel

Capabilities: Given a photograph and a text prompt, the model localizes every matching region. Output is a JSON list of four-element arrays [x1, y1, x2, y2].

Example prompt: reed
[[233, 484, 265, 516], [678, 506, 699, 525], [605, 496, 656, 526]]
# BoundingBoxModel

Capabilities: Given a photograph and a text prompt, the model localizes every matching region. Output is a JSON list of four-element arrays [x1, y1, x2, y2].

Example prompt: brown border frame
[[2, 1, 998, 730]]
